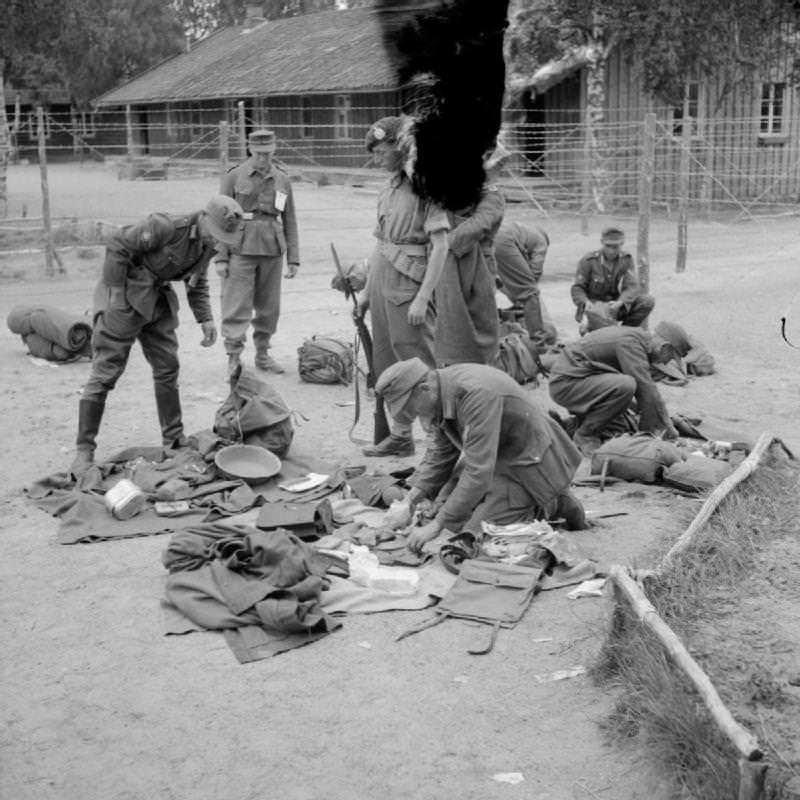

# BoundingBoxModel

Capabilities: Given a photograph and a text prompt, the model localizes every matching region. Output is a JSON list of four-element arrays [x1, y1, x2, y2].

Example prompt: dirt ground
[[1, 163, 799, 800]]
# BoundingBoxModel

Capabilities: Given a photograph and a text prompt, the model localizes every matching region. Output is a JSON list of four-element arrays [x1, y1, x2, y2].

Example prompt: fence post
[[237, 101, 247, 160], [675, 116, 691, 273], [636, 113, 656, 319], [0, 58, 8, 217], [125, 104, 134, 161], [219, 120, 229, 173], [580, 117, 591, 235], [37, 106, 56, 277]]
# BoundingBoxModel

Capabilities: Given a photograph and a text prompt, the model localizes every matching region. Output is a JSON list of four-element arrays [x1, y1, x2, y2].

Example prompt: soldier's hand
[[285, 263, 299, 279], [200, 321, 217, 347], [406, 519, 441, 554], [407, 293, 430, 326], [214, 261, 229, 279]]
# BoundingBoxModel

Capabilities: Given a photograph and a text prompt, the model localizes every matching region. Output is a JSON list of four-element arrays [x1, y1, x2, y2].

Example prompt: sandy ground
[[1, 163, 799, 800]]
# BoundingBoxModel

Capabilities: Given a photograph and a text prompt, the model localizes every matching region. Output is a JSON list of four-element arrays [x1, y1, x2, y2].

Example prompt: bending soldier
[[376, 358, 586, 553], [548, 325, 687, 457], [70, 195, 243, 475]]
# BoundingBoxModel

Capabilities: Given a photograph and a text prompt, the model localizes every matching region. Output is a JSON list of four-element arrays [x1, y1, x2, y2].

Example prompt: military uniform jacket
[[494, 221, 549, 280], [549, 326, 670, 432], [409, 363, 577, 531], [217, 159, 299, 263], [571, 249, 641, 306], [102, 212, 214, 323]]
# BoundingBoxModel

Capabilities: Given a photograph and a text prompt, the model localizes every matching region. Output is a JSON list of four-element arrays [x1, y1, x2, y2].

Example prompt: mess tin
[[104, 478, 147, 520]]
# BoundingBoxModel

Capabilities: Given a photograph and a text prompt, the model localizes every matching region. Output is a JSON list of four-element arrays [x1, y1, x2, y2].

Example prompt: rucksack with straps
[[491, 322, 541, 385], [297, 336, 354, 385]]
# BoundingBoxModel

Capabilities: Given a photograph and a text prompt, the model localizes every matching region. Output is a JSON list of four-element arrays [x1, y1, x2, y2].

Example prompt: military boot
[[554, 490, 587, 530], [155, 385, 186, 448], [362, 433, 415, 458], [255, 347, 284, 374], [70, 398, 105, 476]]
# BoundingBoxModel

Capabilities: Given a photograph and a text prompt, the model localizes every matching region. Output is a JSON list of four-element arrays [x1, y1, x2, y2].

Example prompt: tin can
[[104, 478, 146, 520]]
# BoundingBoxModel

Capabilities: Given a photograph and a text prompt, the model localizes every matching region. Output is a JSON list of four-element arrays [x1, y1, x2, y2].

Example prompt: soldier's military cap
[[248, 129, 276, 153], [203, 195, 244, 246], [375, 357, 430, 420], [601, 226, 625, 244], [365, 116, 403, 152]]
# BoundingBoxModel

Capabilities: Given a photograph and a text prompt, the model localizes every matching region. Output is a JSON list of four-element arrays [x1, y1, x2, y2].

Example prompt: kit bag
[[297, 336, 354, 385], [590, 433, 684, 483], [662, 454, 733, 492], [214, 367, 294, 458], [492, 323, 541, 385]]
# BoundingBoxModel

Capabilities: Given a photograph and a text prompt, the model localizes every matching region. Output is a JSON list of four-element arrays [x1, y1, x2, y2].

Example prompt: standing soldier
[[70, 195, 244, 475], [571, 226, 654, 332], [216, 129, 300, 375], [493, 219, 556, 343], [358, 115, 451, 457]]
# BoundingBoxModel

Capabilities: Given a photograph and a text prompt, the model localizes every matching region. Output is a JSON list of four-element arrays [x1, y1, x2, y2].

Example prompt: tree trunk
[[584, 19, 610, 213], [0, 59, 9, 217]]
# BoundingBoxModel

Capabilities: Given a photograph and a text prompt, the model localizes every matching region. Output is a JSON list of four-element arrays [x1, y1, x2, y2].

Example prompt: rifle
[[330, 243, 391, 445]]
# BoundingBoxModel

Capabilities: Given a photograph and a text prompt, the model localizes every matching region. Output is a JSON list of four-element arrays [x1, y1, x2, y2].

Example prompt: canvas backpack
[[590, 433, 684, 483], [491, 322, 541, 385], [297, 336, 354, 385], [214, 367, 294, 458]]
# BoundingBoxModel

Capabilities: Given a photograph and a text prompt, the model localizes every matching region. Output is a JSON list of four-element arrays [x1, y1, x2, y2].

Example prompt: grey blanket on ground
[[7, 305, 93, 361]]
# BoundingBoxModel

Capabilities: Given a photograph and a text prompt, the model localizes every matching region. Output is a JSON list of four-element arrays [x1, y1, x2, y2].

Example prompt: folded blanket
[[7, 305, 92, 360]]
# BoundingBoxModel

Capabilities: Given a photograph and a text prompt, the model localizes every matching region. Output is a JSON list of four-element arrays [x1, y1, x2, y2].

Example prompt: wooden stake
[[125, 104, 134, 160], [219, 120, 229, 174], [609, 565, 763, 761], [237, 101, 247, 160], [37, 106, 55, 277], [675, 106, 691, 273], [655, 432, 777, 577], [636, 112, 656, 320]]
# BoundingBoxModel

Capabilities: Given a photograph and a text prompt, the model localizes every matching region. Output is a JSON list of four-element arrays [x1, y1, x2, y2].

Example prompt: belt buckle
[[242, 212, 254, 220]]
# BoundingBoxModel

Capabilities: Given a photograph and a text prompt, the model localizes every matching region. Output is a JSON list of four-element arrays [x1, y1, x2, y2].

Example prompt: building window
[[671, 82, 701, 138], [760, 82, 786, 135], [301, 97, 313, 139], [334, 94, 351, 140]]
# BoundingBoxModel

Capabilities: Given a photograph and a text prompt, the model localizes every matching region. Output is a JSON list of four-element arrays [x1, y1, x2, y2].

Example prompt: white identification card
[[275, 190, 287, 212]]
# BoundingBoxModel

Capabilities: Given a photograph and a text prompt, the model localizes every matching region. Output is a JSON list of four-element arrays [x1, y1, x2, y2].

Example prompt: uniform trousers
[[83, 293, 179, 403], [221, 253, 283, 353], [548, 372, 636, 436]]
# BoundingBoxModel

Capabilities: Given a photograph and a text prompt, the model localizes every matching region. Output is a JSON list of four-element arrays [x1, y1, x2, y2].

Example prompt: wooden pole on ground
[[636, 112, 656, 323], [654, 432, 782, 578], [675, 114, 691, 272], [609, 565, 763, 763], [219, 120, 229, 174]]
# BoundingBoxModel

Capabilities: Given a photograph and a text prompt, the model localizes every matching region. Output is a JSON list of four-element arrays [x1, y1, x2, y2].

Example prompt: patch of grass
[[594, 455, 800, 799]]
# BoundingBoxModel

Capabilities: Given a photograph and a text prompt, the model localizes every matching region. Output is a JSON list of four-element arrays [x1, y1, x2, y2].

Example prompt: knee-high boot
[[155, 385, 186, 448], [70, 397, 106, 475]]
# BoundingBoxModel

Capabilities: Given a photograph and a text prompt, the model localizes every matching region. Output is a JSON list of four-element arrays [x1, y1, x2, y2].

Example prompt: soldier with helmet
[[70, 195, 243, 475], [571, 226, 655, 332], [215, 129, 300, 375]]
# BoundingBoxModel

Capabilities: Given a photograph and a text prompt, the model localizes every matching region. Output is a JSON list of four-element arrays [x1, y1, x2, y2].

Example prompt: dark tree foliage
[[375, 0, 510, 211], [2, 0, 184, 106], [507, 0, 800, 104]]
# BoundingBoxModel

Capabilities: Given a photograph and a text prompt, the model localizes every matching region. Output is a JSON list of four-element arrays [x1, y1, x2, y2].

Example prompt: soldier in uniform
[[216, 129, 300, 375], [374, 358, 586, 553], [548, 325, 681, 456], [70, 195, 244, 475], [358, 115, 451, 457], [571, 226, 654, 332], [493, 219, 557, 343]]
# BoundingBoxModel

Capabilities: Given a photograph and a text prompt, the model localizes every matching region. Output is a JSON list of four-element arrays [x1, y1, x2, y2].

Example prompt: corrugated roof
[[94, 8, 398, 106]]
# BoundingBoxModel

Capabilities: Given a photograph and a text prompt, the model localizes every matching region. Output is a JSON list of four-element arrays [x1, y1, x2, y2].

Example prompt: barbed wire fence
[[1, 103, 799, 281]]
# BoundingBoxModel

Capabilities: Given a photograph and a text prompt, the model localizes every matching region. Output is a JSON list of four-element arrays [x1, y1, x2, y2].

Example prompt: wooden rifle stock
[[330, 244, 391, 444]]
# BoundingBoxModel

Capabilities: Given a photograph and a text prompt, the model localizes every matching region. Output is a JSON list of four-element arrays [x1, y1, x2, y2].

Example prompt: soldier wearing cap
[[216, 128, 300, 374], [69, 195, 243, 475], [357, 115, 452, 457], [548, 325, 679, 456], [375, 358, 586, 552], [571, 226, 654, 332]]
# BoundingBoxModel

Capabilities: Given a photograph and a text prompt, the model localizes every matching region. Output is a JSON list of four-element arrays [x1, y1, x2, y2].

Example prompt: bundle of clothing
[[7, 305, 92, 361]]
